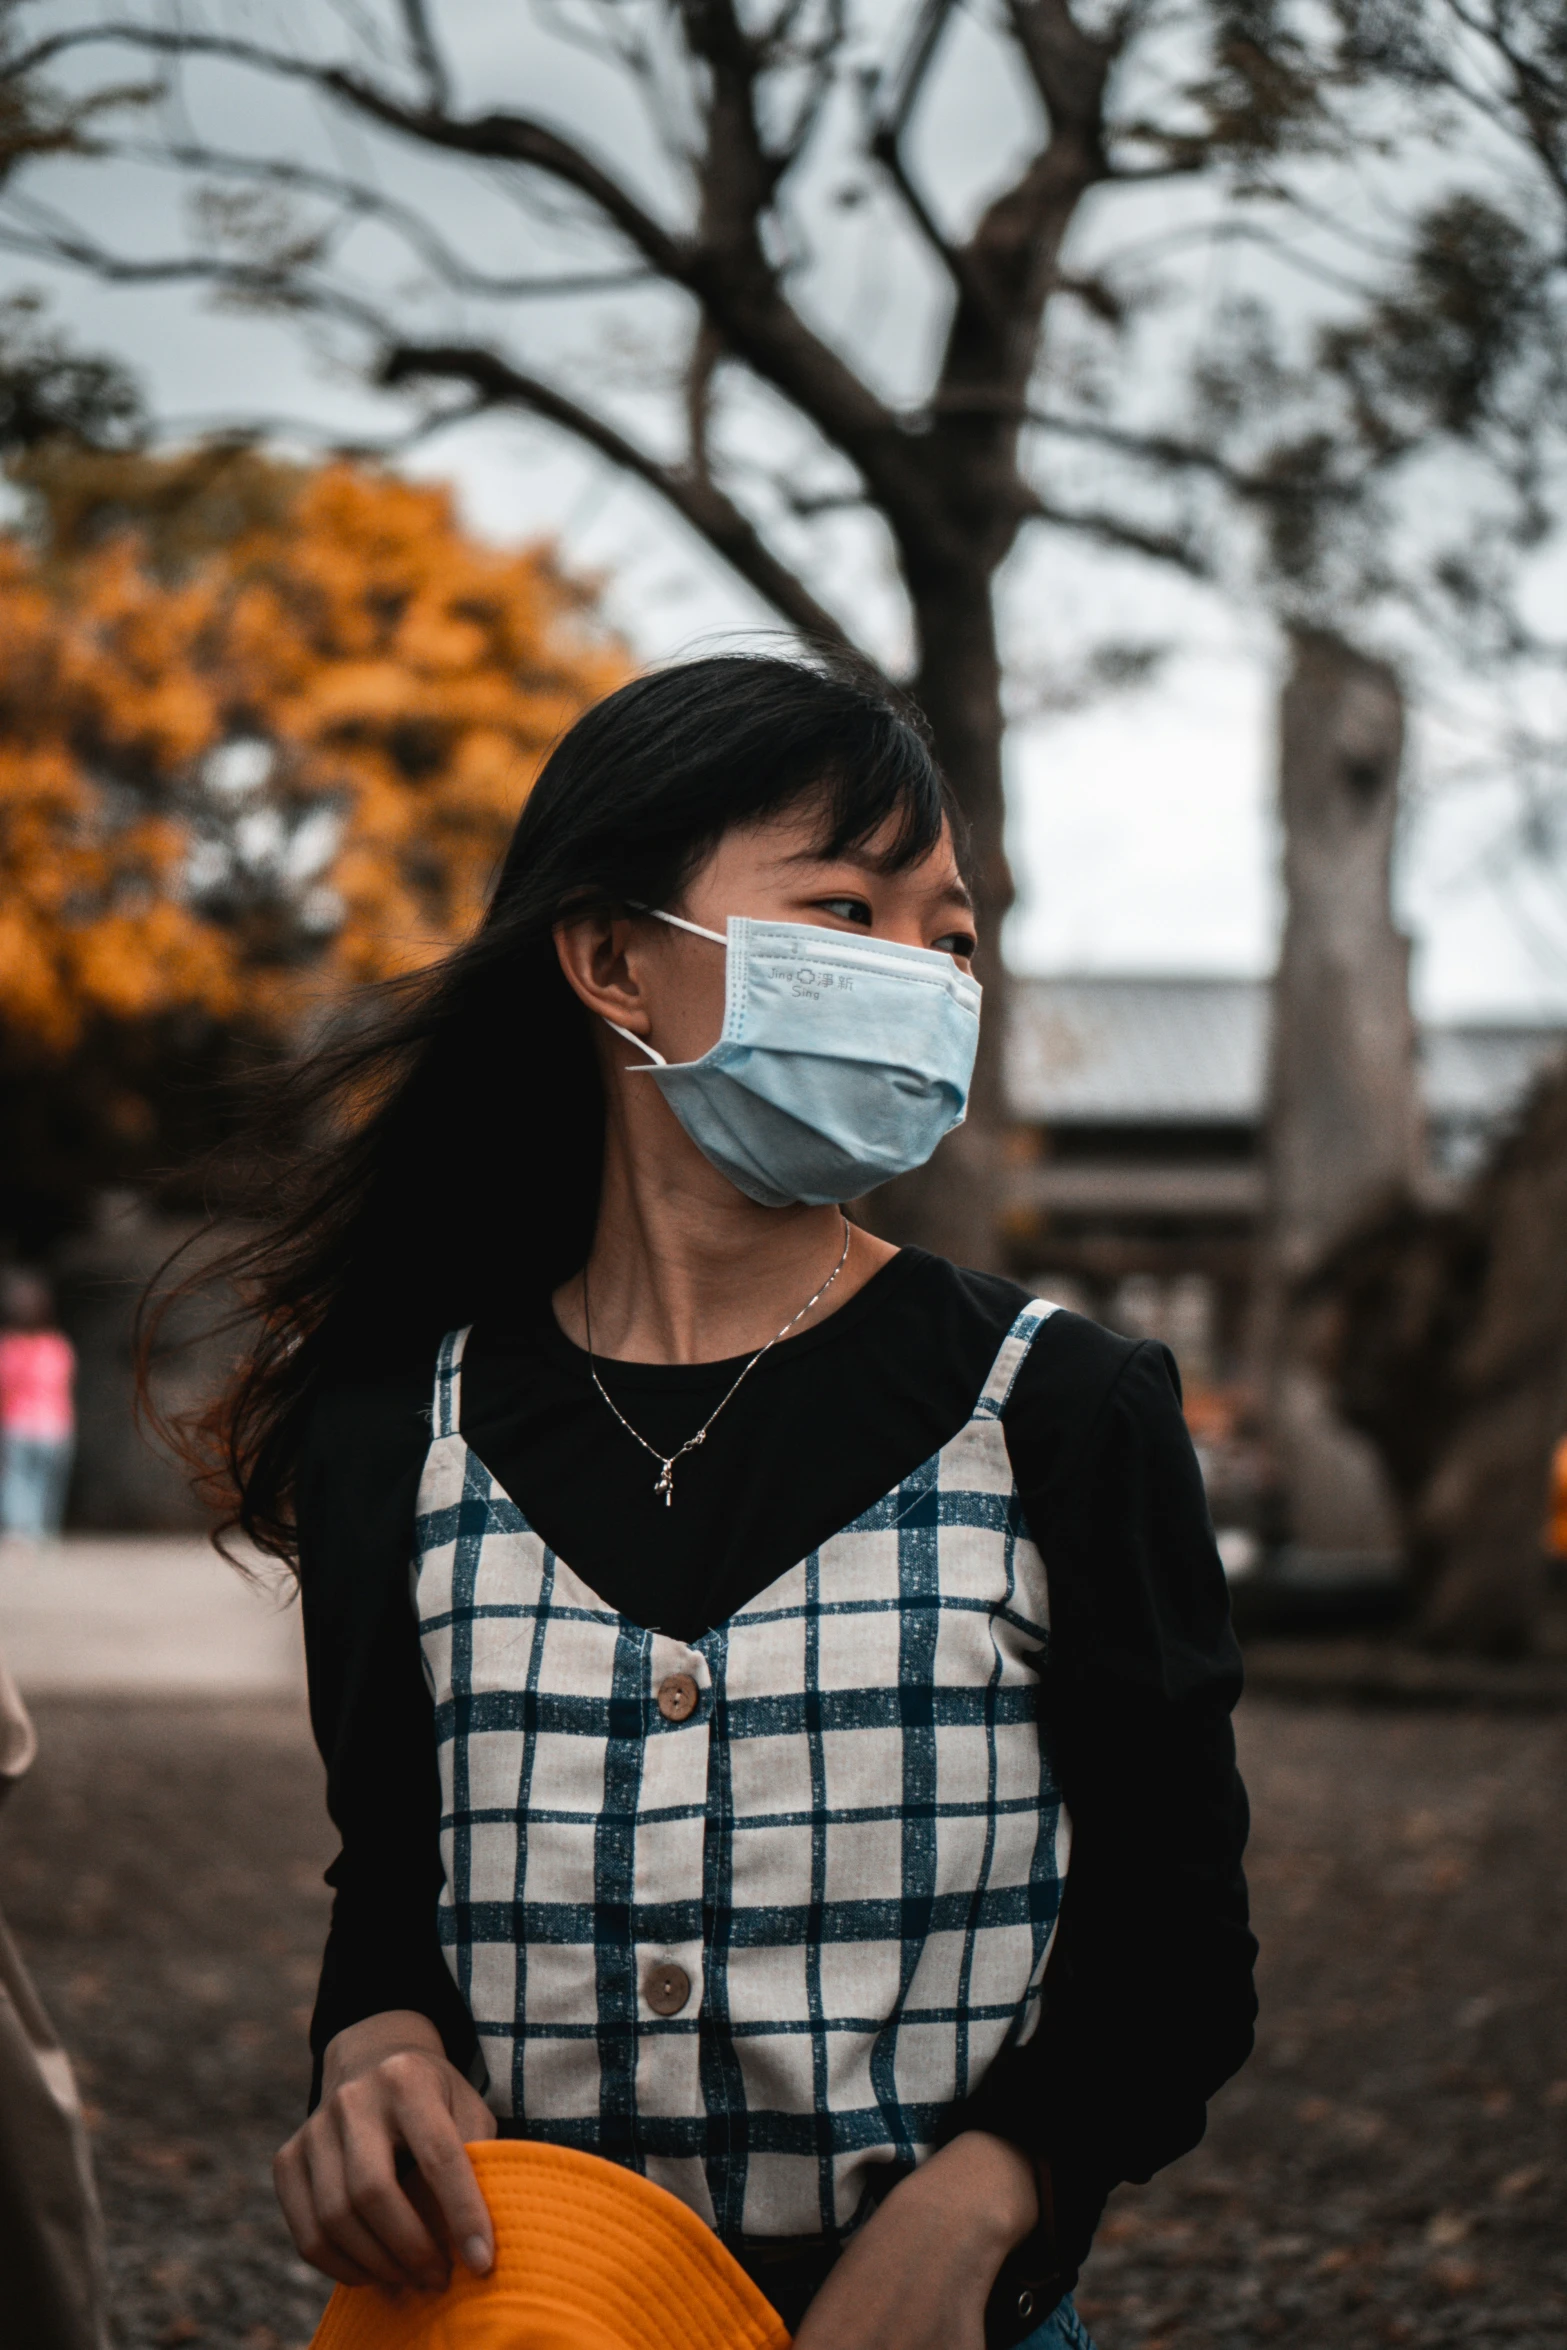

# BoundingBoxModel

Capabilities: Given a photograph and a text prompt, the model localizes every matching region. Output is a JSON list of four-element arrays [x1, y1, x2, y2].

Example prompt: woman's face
[[555, 799, 975, 1073], [637, 804, 976, 1068]]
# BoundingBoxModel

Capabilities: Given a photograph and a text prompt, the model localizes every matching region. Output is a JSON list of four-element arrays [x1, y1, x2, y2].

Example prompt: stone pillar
[[1253, 629, 1423, 1554]]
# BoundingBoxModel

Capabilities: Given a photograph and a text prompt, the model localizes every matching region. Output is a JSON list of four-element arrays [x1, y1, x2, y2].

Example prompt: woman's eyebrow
[[780, 848, 975, 914]]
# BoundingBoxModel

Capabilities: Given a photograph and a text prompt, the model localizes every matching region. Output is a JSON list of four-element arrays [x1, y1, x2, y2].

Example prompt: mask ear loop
[[605, 1021, 666, 1068], [643, 907, 728, 946], [604, 906, 728, 1067]]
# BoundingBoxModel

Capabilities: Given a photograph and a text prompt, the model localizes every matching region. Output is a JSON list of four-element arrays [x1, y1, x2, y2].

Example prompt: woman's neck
[[552, 1083, 897, 1365]]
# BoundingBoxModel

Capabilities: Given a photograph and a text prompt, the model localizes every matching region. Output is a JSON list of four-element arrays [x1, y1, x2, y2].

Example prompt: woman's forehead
[[710, 801, 959, 878]]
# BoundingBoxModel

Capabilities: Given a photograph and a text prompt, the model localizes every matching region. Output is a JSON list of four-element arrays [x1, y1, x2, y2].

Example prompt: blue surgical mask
[[607, 911, 982, 1208]]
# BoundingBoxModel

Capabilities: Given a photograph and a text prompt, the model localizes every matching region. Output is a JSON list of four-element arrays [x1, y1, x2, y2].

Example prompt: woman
[[0, 1274, 76, 1545], [187, 656, 1255, 2349]]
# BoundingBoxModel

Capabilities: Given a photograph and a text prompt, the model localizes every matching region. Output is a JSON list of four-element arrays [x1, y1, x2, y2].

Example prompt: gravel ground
[[1077, 1702, 1567, 2350], [0, 1693, 1561, 2350], [1, 1698, 334, 2350]]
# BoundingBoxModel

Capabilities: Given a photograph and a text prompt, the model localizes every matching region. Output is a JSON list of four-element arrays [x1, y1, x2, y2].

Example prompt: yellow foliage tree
[[0, 445, 627, 1046], [0, 444, 628, 1231]]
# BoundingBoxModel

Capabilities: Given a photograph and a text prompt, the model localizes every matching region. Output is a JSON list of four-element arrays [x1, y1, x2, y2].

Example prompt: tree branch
[[925, 0, 1114, 428], [1018, 483, 1209, 572], [0, 181, 890, 650], [378, 339, 864, 652], [12, 25, 689, 273], [865, 0, 987, 302], [925, 393, 1373, 511], [396, 0, 452, 112], [113, 137, 652, 301], [621, 0, 923, 517], [565, 0, 928, 532], [1440, 0, 1567, 212], [964, 0, 1114, 299], [764, 0, 846, 174], [0, 212, 352, 314], [1004, 0, 1117, 126], [674, 0, 781, 240], [0, 195, 443, 354], [21, 18, 917, 517], [684, 316, 724, 481], [781, 485, 867, 517]]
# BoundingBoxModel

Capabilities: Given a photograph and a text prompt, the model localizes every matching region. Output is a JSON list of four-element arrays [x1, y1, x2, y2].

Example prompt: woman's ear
[[553, 912, 652, 1037]]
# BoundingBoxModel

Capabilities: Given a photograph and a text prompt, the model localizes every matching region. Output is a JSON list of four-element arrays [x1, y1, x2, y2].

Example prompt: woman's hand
[[792, 2132, 1039, 2350], [273, 2010, 498, 2292]]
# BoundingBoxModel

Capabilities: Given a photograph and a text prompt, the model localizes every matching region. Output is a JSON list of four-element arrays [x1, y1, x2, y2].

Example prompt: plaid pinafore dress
[[413, 1300, 1071, 2246]]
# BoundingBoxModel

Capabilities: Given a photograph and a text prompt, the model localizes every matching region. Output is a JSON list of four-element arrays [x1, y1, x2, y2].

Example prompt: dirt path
[[1, 1698, 333, 2350], [1078, 1703, 1567, 2349], [0, 1539, 304, 1699], [0, 1694, 1561, 2349]]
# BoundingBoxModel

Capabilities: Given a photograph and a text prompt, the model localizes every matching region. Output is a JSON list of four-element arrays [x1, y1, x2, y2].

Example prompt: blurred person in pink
[[0, 1274, 76, 1543]]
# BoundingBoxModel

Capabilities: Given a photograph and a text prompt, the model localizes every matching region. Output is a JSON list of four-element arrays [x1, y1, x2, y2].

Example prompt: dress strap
[[432, 1325, 472, 1439], [973, 1299, 1059, 1421]]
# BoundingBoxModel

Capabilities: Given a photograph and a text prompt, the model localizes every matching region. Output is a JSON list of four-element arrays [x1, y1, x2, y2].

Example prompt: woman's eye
[[816, 897, 873, 925], [934, 929, 977, 959]]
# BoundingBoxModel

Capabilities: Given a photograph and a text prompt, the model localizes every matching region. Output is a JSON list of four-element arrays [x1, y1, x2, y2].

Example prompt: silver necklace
[[583, 1216, 853, 1507]]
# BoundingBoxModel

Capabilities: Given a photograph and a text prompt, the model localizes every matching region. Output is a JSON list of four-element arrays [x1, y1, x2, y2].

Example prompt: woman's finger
[[448, 2073, 500, 2144], [273, 2137, 380, 2290], [337, 2094, 450, 2290], [397, 2092, 495, 2275], [304, 2116, 427, 2291]]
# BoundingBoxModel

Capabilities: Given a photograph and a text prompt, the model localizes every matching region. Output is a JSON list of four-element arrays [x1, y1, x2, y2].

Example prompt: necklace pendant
[[585, 1214, 849, 1513]]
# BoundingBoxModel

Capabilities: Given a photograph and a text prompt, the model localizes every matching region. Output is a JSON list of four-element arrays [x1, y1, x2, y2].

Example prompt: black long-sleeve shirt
[[295, 1248, 1255, 2279]]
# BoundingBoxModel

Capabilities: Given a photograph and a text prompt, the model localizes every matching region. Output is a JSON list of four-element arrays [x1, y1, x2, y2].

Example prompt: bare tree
[[0, 0, 1433, 1259]]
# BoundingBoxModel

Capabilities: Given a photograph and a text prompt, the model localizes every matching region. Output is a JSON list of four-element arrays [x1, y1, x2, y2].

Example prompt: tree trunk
[[1252, 629, 1421, 1552], [51, 1192, 237, 1532], [1308, 1054, 1567, 1653], [864, 567, 1011, 1269]]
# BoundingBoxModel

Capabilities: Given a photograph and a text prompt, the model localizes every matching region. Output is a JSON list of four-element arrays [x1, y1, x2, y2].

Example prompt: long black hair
[[155, 651, 956, 1565]]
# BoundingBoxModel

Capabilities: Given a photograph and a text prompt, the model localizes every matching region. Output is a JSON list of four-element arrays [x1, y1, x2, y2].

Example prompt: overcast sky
[[14, 0, 1567, 1022]]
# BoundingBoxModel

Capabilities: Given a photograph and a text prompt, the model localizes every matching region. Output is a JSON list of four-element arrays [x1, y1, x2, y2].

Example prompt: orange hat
[[309, 2139, 791, 2350]]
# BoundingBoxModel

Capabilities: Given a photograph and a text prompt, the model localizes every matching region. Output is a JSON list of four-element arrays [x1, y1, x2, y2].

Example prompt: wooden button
[[656, 1672, 699, 1723], [643, 1961, 691, 2016]]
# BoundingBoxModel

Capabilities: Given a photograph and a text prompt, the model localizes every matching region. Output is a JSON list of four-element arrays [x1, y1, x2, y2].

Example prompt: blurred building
[[1005, 974, 1565, 1383]]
